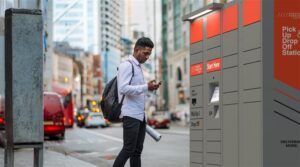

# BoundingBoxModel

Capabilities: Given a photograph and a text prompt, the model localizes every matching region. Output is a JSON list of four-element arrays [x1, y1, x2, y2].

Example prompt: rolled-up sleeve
[[117, 62, 148, 96]]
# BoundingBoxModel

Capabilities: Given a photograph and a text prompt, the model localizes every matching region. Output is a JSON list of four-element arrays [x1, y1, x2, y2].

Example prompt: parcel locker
[[184, 0, 300, 167]]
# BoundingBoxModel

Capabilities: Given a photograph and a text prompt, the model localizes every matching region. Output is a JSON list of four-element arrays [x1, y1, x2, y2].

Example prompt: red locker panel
[[207, 12, 221, 38], [223, 4, 238, 33], [243, 0, 261, 26], [190, 18, 203, 43]]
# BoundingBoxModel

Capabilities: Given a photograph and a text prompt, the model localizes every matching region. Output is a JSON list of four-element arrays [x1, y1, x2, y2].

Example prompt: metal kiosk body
[[184, 0, 300, 167], [4, 9, 44, 167]]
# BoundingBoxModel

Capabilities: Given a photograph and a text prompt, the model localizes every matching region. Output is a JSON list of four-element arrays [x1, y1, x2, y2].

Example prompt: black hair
[[134, 37, 154, 49]]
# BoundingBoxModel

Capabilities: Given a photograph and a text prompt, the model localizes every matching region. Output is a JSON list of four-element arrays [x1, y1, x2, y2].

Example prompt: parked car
[[147, 112, 170, 129], [85, 112, 107, 128], [44, 92, 65, 139], [0, 96, 4, 130]]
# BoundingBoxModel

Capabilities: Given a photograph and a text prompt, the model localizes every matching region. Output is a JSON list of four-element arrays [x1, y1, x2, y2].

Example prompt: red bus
[[52, 84, 74, 128]]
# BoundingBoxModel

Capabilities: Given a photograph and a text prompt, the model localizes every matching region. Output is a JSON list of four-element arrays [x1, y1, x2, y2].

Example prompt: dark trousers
[[113, 116, 146, 167]]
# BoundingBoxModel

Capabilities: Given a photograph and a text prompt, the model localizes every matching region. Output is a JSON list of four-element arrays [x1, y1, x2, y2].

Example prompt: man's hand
[[148, 80, 160, 91]]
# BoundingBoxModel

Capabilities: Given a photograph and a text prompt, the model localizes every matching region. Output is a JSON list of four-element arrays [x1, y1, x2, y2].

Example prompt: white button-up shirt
[[117, 55, 148, 122]]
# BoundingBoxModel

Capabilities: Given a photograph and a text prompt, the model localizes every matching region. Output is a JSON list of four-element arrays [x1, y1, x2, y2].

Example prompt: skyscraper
[[99, 0, 122, 83], [52, 0, 122, 84], [53, 0, 87, 50]]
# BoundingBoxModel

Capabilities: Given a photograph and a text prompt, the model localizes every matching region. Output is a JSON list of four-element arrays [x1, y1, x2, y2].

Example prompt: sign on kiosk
[[190, 63, 203, 76], [207, 58, 221, 73], [275, 0, 300, 91]]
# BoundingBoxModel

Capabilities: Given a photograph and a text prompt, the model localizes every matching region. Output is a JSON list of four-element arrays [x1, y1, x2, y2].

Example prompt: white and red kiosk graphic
[[184, 0, 300, 166]]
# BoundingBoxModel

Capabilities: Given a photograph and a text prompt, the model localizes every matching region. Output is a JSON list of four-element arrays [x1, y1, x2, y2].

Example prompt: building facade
[[92, 55, 102, 101], [52, 52, 74, 90], [53, 42, 102, 108], [52, 0, 122, 85], [79, 53, 94, 106], [100, 0, 122, 84], [53, 0, 88, 50], [162, 0, 204, 116]]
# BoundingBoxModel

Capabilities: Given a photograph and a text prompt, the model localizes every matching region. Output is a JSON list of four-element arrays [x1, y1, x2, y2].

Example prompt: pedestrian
[[113, 37, 161, 167]]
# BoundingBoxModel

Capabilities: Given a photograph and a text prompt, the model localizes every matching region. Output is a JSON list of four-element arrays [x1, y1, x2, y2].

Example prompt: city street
[[4, 0, 299, 166], [44, 124, 189, 167]]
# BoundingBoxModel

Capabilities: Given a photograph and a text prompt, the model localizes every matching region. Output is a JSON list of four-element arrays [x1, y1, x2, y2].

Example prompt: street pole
[[105, 51, 108, 83], [153, 0, 157, 111]]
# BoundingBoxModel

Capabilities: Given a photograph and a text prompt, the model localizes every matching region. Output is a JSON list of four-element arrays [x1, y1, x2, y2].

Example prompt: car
[[43, 92, 65, 139], [0, 95, 4, 130], [84, 112, 107, 128], [75, 108, 89, 127], [147, 112, 170, 129]]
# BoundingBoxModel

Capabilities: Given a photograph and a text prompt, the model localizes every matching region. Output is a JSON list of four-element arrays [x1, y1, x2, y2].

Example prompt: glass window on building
[[183, 31, 186, 49], [74, 2, 83, 9], [170, 65, 173, 78], [168, 1, 172, 10], [192, 0, 204, 11], [0, 2, 4, 17], [56, 3, 68, 9], [184, 58, 187, 74], [65, 12, 82, 17], [173, 0, 182, 51], [88, 0, 93, 11], [178, 90, 186, 104], [177, 67, 182, 82], [205, 0, 233, 5]]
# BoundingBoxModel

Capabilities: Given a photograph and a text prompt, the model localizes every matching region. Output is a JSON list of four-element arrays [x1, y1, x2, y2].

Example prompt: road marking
[[86, 139, 94, 143], [97, 139, 107, 143], [75, 140, 85, 144], [158, 130, 189, 135], [105, 147, 119, 152], [82, 129, 123, 143], [45, 138, 108, 146]]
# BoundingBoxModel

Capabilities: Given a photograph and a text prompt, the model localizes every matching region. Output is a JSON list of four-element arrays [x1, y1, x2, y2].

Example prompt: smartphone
[[158, 81, 162, 85]]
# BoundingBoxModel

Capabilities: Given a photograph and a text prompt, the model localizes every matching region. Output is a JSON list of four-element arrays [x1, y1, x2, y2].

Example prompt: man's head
[[133, 37, 154, 64]]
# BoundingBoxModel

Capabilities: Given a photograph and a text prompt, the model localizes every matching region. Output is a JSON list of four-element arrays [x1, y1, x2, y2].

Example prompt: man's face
[[135, 47, 152, 64]]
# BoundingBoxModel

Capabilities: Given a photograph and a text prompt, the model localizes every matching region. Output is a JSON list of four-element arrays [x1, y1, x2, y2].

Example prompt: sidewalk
[[171, 120, 190, 128], [0, 148, 98, 167], [155, 121, 190, 136]]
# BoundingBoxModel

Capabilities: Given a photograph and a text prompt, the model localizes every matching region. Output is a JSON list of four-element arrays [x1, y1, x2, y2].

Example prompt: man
[[113, 37, 160, 167]]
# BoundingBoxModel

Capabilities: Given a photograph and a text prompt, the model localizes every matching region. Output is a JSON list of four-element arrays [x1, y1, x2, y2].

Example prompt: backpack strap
[[127, 60, 134, 85], [127, 60, 135, 77], [120, 60, 135, 104]]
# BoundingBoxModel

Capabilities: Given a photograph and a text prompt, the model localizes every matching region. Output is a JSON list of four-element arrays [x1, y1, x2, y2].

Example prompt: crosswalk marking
[[86, 139, 94, 143], [45, 138, 108, 146], [81, 129, 123, 143], [105, 147, 119, 152]]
